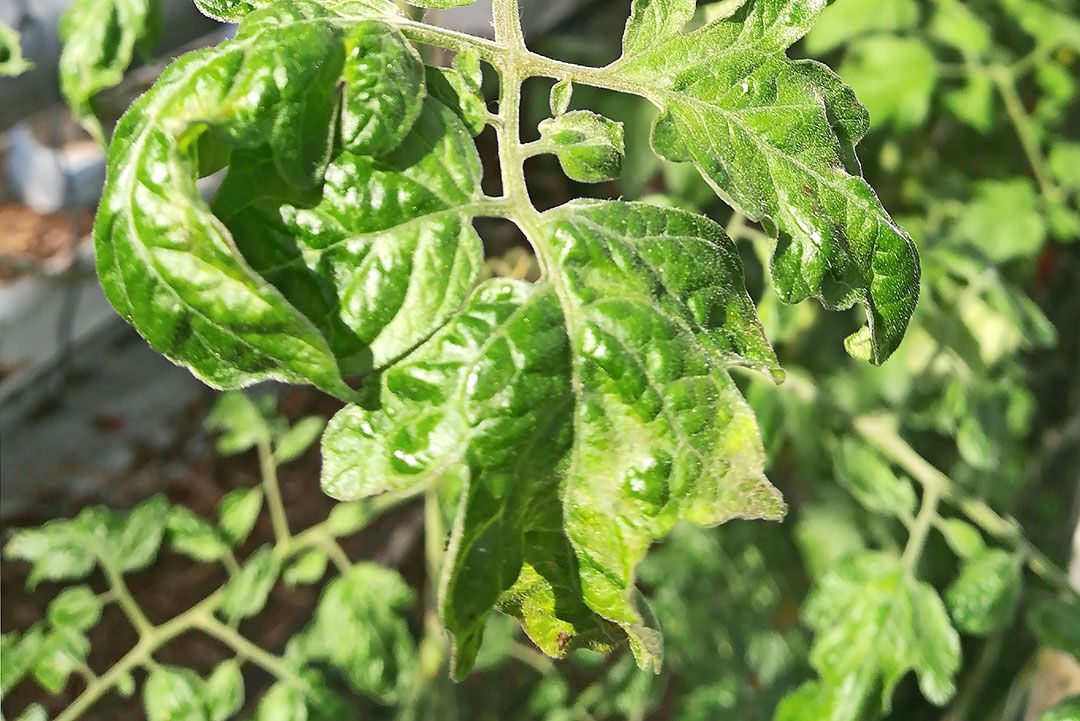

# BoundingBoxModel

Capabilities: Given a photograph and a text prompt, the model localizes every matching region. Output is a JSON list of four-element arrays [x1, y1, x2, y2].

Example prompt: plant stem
[[195, 613, 307, 687], [258, 436, 291, 547], [989, 64, 1060, 203], [98, 553, 153, 636], [319, 536, 352, 573]]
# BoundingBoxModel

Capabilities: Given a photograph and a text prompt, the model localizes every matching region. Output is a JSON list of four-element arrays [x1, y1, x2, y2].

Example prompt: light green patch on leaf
[[115, 493, 170, 571], [929, 0, 993, 58], [298, 564, 416, 704], [284, 548, 329, 585], [1003, 0, 1080, 52], [218, 546, 281, 619], [59, 0, 161, 142], [32, 629, 89, 695], [946, 548, 1022, 636], [5, 520, 97, 588], [205, 660, 245, 721], [944, 74, 997, 133], [47, 586, 104, 633], [839, 35, 938, 130], [213, 95, 485, 376], [323, 200, 783, 675], [167, 508, 232, 562], [550, 79, 574, 115], [803, 0, 919, 54], [952, 179, 1047, 262], [340, 22, 426, 156], [205, 392, 271, 455], [275, 417, 326, 463], [833, 438, 916, 518], [936, 518, 985, 559], [615, 0, 920, 363], [144, 666, 207, 721], [217, 487, 264, 545], [95, 1, 360, 399], [803, 552, 961, 714], [538, 111, 626, 183]]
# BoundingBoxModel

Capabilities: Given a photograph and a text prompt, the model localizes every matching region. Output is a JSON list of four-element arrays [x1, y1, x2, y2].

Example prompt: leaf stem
[[258, 436, 291, 547], [97, 552, 153, 636], [194, 613, 307, 688]]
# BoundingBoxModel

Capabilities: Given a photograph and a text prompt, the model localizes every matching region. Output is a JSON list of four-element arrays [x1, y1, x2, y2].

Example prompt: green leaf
[[936, 518, 985, 559], [427, 64, 488, 136], [550, 79, 574, 115], [407, 0, 475, 7], [325, 502, 372, 537], [205, 660, 244, 721], [538, 111, 626, 183], [952, 179, 1047, 262], [620, 0, 696, 60], [0, 21, 33, 77], [1039, 695, 1080, 721], [205, 393, 271, 455], [218, 546, 281, 619], [803, 0, 919, 54], [946, 548, 1022, 635], [13, 704, 48, 721], [1050, 142, 1080, 191], [213, 92, 486, 377], [833, 438, 916, 518], [1029, 597, 1080, 661], [839, 35, 938, 130], [256, 672, 356, 721], [929, 0, 993, 58], [144, 666, 208, 721], [324, 201, 783, 675], [283, 549, 329, 585], [1003, 0, 1080, 52], [59, 0, 161, 142], [116, 493, 171, 572], [5, 521, 97, 588], [2, 628, 45, 697], [298, 564, 416, 703], [217, 487, 264, 546], [47, 586, 104, 633], [274, 417, 326, 463], [340, 21, 426, 156], [803, 552, 961, 714], [794, 503, 866, 580], [614, 0, 920, 363], [944, 74, 996, 133], [167, 508, 232, 562], [95, 2, 364, 399], [32, 629, 89, 695]]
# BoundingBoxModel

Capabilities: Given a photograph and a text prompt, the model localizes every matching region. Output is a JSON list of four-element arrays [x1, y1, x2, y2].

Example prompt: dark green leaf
[[1029, 597, 1080, 662], [1039, 695, 1080, 721]]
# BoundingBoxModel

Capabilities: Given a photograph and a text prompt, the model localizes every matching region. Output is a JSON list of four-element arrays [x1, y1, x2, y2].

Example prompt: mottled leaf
[[615, 0, 920, 362], [538, 111, 625, 183]]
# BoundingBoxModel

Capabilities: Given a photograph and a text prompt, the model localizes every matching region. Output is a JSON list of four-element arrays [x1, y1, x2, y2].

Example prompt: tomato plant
[[1, 0, 1077, 719]]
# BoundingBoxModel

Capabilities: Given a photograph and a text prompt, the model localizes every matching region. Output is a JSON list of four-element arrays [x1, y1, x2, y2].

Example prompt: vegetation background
[[0, 0, 1078, 720]]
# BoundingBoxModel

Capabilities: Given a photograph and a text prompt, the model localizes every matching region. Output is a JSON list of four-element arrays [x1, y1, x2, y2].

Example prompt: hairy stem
[[98, 552, 153, 636], [195, 613, 307, 687]]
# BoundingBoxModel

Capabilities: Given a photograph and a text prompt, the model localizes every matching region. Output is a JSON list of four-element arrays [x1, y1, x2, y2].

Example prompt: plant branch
[[98, 553, 153, 636], [258, 437, 291, 547], [988, 64, 1060, 203], [195, 613, 307, 687]]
